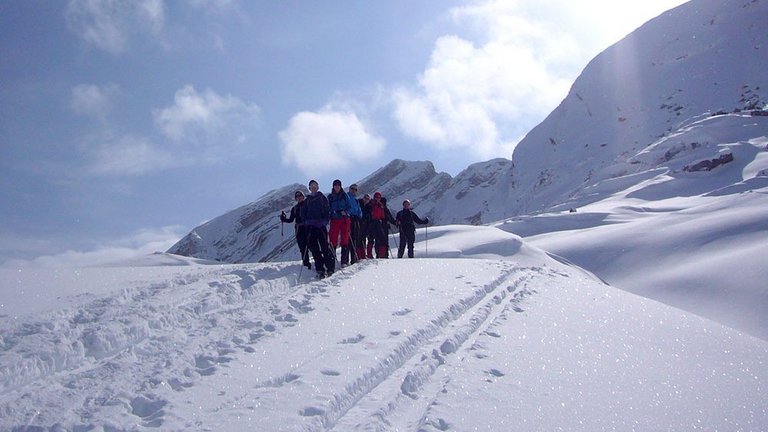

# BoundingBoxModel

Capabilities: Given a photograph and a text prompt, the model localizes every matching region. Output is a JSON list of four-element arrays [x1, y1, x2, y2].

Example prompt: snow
[[4, 0, 768, 429], [1, 226, 767, 431]]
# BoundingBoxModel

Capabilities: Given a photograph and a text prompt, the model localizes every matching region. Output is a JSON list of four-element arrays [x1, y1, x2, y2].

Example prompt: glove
[[280, 211, 287, 222], [424, 217, 430, 224]]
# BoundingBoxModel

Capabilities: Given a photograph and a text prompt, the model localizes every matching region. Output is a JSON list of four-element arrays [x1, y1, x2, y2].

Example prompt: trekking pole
[[329, 245, 344, 275], [425, 224, 428, 258], [388, 226, 396, 258], [392, 226, 400, 250], [298, 243, 310, 282]]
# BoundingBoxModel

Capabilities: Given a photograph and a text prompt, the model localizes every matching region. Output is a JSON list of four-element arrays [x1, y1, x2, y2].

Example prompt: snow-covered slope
[[506, 0, 768, 214], [2, 227, 767, 431], [499, 114, 768, 340]]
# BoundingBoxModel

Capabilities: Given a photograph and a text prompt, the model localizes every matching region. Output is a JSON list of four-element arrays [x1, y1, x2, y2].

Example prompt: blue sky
[[0, 0, 687, 267]]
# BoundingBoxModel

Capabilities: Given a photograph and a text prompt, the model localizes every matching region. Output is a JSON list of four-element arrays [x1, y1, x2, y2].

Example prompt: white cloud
[[71, 83, 119, 119], [392, 0, 687, 160], [154, 85, 261, 143], [68, 85, 260, 178], [86, 134, 178, 176], [279, 108, 386, 175], [0, 226, 186, 269], [392, 2, 575, 160], [66, 0, 166, 54]]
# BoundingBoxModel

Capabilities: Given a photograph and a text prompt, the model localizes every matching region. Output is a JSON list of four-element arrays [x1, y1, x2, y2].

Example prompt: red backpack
[[371, 202, 385, 220]]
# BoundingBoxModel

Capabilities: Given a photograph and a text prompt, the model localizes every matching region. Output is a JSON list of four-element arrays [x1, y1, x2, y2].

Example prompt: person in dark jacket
[[345, 183, 364, 264], [380, 197, 397, 257], [395, 199, 429, 258], [301, 179, 335, 278], [280, 190, 311, 269], [367, 192, 396, 258], [354, 192, 371, 260]]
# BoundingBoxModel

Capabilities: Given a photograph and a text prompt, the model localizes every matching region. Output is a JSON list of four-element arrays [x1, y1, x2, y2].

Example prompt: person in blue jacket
[[345, 183, 363, 264], [301, 180, 335, 278], [328, 179, 353, 266]]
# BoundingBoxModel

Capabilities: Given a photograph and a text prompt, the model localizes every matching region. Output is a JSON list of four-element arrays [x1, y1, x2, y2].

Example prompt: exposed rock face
[[685, 153, 735, 172], [168, 183, 305, 263]]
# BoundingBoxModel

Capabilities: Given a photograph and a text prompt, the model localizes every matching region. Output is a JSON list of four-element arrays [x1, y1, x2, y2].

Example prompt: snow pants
[[307, 225, 335, 274], [295, 224, 310, 267], [329, 217, 351, 265], [398, 225, 416, 258], [369, 220, 390, 258]]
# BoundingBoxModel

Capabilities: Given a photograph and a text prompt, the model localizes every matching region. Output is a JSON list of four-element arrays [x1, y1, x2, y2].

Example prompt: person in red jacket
[[367, 192, 396, 258], [395, 199, 429, 258]]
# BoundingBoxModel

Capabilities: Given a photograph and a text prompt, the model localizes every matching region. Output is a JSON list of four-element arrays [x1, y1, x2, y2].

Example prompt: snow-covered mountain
[[170, 0, 767, 264], [506, 0, 767, 214]]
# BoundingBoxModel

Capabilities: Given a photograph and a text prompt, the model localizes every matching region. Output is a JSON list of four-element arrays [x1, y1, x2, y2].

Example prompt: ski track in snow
[[0, 259, 551, 430], [331, 268, 542, 432]]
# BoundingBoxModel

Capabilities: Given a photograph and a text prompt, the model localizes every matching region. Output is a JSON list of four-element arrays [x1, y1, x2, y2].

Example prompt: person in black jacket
[[395, 199, 429, 258], [300, 180, 335, 278], [356, 192, 372, 260], [280, 190, 311, 269]]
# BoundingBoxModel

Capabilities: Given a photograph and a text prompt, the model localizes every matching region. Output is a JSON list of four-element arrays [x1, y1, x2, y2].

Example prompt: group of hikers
[[280, 179, 430, 279]]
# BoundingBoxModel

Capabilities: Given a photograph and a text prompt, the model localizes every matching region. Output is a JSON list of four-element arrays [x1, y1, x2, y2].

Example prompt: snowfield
[[1, 226, 766, 431]]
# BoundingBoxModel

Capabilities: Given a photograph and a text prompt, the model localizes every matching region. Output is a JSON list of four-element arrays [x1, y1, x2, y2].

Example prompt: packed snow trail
[[1, 256, 767, 431]]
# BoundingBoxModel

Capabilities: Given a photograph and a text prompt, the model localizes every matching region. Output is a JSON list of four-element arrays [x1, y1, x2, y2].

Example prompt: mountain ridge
[[169, 0, 768, 264]]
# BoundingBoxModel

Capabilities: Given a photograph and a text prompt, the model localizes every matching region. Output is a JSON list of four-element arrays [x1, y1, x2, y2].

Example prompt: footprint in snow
[[168, 377, 193, 391], [339, 334, 365, 344], [299, 406, 325, 417], [392, 308, 412, 316], [488, 368, 505, 377], [130, 395, 168, 427], [288, 298, 313, 313], [321, 369, 341, 376]]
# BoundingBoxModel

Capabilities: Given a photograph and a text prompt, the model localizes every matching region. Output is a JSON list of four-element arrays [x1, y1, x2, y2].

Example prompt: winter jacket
[[328, 191, 352, 219], [369, 199, 396, 224], [301, 191, 330, 228], [347, 193, 363, 218], [280, 202, 305, 225], [396, 209, 428, 232]]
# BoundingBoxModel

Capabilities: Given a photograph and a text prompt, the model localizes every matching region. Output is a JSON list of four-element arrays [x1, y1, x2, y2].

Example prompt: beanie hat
[[295, 190, 305, 198], [403, 199, 411, 206], [332, 179, 342, 187], [308, 179, 318, 187], [373, 191, 382, 198]]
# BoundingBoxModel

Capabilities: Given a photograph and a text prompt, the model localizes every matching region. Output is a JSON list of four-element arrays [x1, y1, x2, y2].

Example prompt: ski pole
[[298, 241, 310, 283], [388, 225, 397, 258], [425, 224, 428, 258]]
